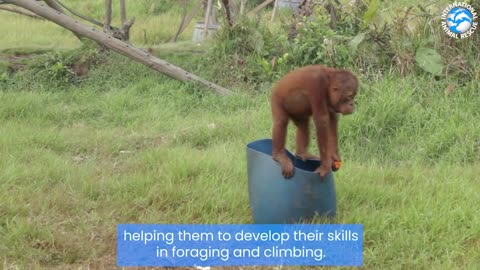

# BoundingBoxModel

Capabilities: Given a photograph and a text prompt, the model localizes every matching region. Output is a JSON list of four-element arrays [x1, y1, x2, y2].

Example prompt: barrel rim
[[246, 138, 326, 175]]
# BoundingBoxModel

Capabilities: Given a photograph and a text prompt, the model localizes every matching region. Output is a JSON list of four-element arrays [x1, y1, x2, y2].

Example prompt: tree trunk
[[221, 0, 233, 26], [104, 0, 112, 32], [228, 0, 239, 16], [117, 0, 133, 41], [120, 0, 126, 26], [5, 0, 229, 95]]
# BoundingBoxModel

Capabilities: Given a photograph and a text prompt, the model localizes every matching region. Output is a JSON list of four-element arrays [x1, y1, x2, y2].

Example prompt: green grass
[[0, 0, 199, 51], [1, 55, 479, 269], [0, 12, 80, 51], [1, 1, 480, 269]]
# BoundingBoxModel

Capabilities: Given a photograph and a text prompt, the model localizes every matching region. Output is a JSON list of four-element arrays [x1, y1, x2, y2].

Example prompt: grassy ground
[[1, 55, 479, 269], [1, 1, 480, 269]]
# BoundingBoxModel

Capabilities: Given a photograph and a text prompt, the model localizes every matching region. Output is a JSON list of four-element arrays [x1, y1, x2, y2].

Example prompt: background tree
[[1, 0, 229, 95]]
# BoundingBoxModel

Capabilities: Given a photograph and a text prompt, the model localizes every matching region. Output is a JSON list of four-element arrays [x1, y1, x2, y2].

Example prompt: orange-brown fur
[[270, 65, 358, 178]]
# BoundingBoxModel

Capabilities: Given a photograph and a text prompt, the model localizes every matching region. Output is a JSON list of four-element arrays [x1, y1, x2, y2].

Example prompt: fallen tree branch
[[43, 0, 82, 40], [5, 0, 230, 95], [0, 4, 42, 19]]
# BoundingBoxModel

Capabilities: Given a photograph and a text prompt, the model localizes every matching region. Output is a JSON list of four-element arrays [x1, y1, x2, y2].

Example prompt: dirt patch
[[0, 53, 37, 72], [71, 60, 90, 77]]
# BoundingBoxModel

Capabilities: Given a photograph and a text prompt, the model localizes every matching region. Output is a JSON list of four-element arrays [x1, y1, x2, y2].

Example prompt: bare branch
[[120, 0, 126, 26], [0, 4, 43, 19], [43, 0, 82, 40], [57, 0, 131, 41], [55, 0, 104, 28], [43, 0, 63, 12], [117, 16, 134, 41], [179, 1, 202, 36], [172, 0, 188, 42]]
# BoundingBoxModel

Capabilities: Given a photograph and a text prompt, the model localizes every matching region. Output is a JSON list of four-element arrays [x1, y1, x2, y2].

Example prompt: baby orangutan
[[270, 65, 358, 179]]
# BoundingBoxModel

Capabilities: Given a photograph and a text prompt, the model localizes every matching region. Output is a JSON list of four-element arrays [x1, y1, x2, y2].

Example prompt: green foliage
[[361, 0, 380, 29], [0, 61, 10, 84], [283, 2, 383, 71], [258, 52, 290, 80], [0, 61, 10, 73], [203, 1, 478, 89], [212, 18, 266, 57], [19, 42, 105, 88], [205, 18, 290, 87], [415, 47, 444, 76], [289, 19, 355, 68], [348, 32, 367, 55], [0, 71, 8, 83], [35, 52, 75, 83]]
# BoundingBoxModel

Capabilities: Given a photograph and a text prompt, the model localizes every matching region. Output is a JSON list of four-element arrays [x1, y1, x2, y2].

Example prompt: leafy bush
[[206, 0, 478, 88], [289, 19, 356, 69], [205, 18, 291, 87], [16, 41, 106, 88], [35, 52, 75, 83]]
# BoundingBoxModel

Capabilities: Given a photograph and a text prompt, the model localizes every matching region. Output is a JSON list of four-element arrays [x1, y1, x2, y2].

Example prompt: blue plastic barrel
[[246, 139, 336, 224]]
